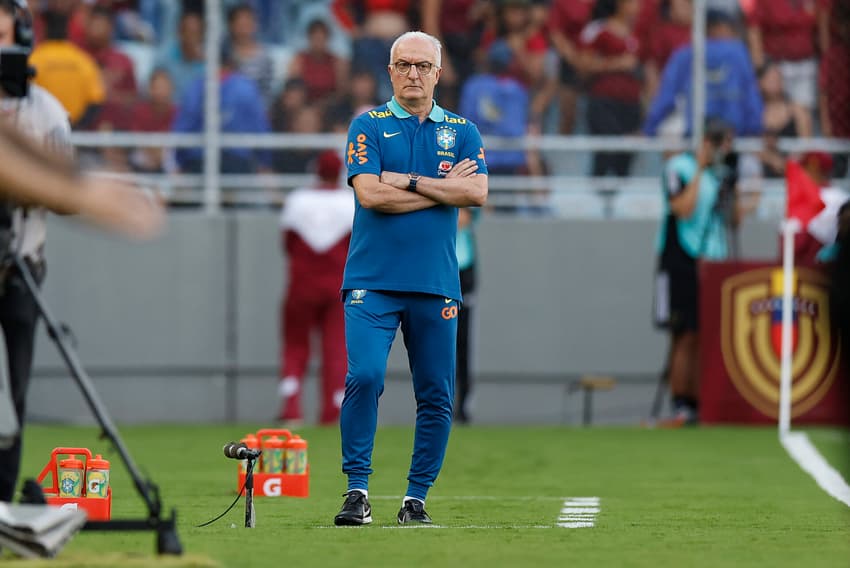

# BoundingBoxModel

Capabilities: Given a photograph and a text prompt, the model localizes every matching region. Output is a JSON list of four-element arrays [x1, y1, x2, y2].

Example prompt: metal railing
[[72, 131, 850, 212]]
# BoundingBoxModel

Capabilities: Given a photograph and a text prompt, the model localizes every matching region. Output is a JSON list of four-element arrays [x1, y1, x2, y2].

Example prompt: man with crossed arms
[[335, 30, 488, 526]]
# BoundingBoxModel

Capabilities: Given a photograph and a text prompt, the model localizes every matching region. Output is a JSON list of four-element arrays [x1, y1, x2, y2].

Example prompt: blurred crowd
[[23, 0, 850, 180]]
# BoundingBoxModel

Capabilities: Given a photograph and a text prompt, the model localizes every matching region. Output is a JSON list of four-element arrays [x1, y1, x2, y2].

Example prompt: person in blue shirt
[[334, 31, 488, 527], [654, 119, 758, 425], [154, 9, 205, 103], [459, 40, 528, 175], [459, 40, 549, 215], [172, 44, 271, 176], [643, 10, 763, 137]]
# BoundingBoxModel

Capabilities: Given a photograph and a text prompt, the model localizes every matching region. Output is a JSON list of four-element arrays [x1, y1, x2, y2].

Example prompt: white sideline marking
[[556, 497, 600, 528], [781, 432, 850, 507]]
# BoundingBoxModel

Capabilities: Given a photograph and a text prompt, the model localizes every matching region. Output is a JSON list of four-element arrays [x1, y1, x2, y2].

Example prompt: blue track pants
[[340, 290, 457, 501]]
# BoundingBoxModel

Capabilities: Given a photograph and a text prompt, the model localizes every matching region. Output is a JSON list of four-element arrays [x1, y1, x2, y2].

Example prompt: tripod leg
[[649, 339, 672, 421], [650, 366, 669, 420]]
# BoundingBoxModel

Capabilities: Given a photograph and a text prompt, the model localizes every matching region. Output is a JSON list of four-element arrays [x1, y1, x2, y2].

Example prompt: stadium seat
[[550, 193, 607, 219], [611, 191, 663, 219]]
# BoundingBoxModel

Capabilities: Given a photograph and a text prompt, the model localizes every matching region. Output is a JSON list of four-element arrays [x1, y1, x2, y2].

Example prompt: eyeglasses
[[392, 60, 437, 76]]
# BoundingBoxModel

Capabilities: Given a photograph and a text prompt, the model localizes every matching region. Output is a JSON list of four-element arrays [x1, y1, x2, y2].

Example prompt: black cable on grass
[[197, 460, 254, 528]]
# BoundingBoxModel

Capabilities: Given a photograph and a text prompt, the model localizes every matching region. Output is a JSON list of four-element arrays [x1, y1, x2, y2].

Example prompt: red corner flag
[[785, 160, 825, 226]]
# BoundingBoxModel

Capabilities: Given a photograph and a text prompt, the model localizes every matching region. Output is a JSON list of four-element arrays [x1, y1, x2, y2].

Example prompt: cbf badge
[[436, 126, 457, 150], [720, 267, 841, 418], [350, 289, 367, 305]]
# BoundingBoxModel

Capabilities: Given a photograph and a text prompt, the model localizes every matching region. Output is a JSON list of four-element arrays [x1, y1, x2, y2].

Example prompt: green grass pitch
[[4, 424, 849, 567]]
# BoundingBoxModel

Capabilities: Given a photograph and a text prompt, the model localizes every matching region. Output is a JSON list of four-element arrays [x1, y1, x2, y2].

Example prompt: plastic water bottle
[[58, 457, 83, 497], [85, 455, 110, 499], [284, 435, 308, 475]]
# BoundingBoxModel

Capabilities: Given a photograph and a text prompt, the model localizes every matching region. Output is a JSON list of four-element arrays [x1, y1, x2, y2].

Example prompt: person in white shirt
[[277, 150, 353, 425]]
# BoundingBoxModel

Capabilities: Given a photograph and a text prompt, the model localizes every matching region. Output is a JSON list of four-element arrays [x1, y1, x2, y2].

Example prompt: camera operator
[[654, 119, 759, 426], [0, 0, 72, 503]]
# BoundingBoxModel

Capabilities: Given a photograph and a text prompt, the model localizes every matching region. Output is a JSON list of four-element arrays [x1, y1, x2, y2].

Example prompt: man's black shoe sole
[[334, 514, 372, 526], [398, 519, 432, 525]]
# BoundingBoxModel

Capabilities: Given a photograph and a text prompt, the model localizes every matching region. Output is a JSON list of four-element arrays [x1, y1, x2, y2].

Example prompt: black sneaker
[[334, 491, 372, 526], [397, 499, 432, 524]]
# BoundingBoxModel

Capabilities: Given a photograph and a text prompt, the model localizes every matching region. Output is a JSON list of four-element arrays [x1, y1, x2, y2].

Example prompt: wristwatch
[[407, 172, 421, 192]]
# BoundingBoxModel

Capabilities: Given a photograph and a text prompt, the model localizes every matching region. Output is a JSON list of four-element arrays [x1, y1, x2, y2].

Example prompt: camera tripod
[[12, 254, 182, 555]]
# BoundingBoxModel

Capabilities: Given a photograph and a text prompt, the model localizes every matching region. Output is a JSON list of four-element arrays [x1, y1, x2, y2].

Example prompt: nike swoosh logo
[[445, 298, 453, 304], [383, 131, 401, 138]]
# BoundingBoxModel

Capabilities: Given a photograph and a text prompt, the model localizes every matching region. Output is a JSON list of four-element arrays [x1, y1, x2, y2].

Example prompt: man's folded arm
[[351, 173, 440, 214]]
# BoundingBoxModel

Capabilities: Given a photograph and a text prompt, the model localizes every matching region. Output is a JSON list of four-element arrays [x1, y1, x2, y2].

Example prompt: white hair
[[389, 31, 442, 68]]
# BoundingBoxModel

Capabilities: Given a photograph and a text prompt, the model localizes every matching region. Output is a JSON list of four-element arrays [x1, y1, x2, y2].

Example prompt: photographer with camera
[[653, 119, 759, 426], [0, 0, 72, 502]]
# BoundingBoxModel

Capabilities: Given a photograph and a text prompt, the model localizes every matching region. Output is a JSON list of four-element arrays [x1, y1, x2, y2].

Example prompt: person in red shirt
[[129, 68, 176, 173], [83, 5, 137, 131], [548, 0, 594, 133], [746, 0, 818, 112], [277, 151, 354, 425], [578, 0, 643, 178], [130, 69, 175, 133], [288, 19, 349, 108], [641, 0, 692, 103], [334, 0, 414, 32], [817, 0, 849, 140]]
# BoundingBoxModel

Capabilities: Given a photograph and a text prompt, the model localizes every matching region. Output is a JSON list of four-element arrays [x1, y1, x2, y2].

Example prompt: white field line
[[556, 497, 600, 529], [781, 432, 850, 507]]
